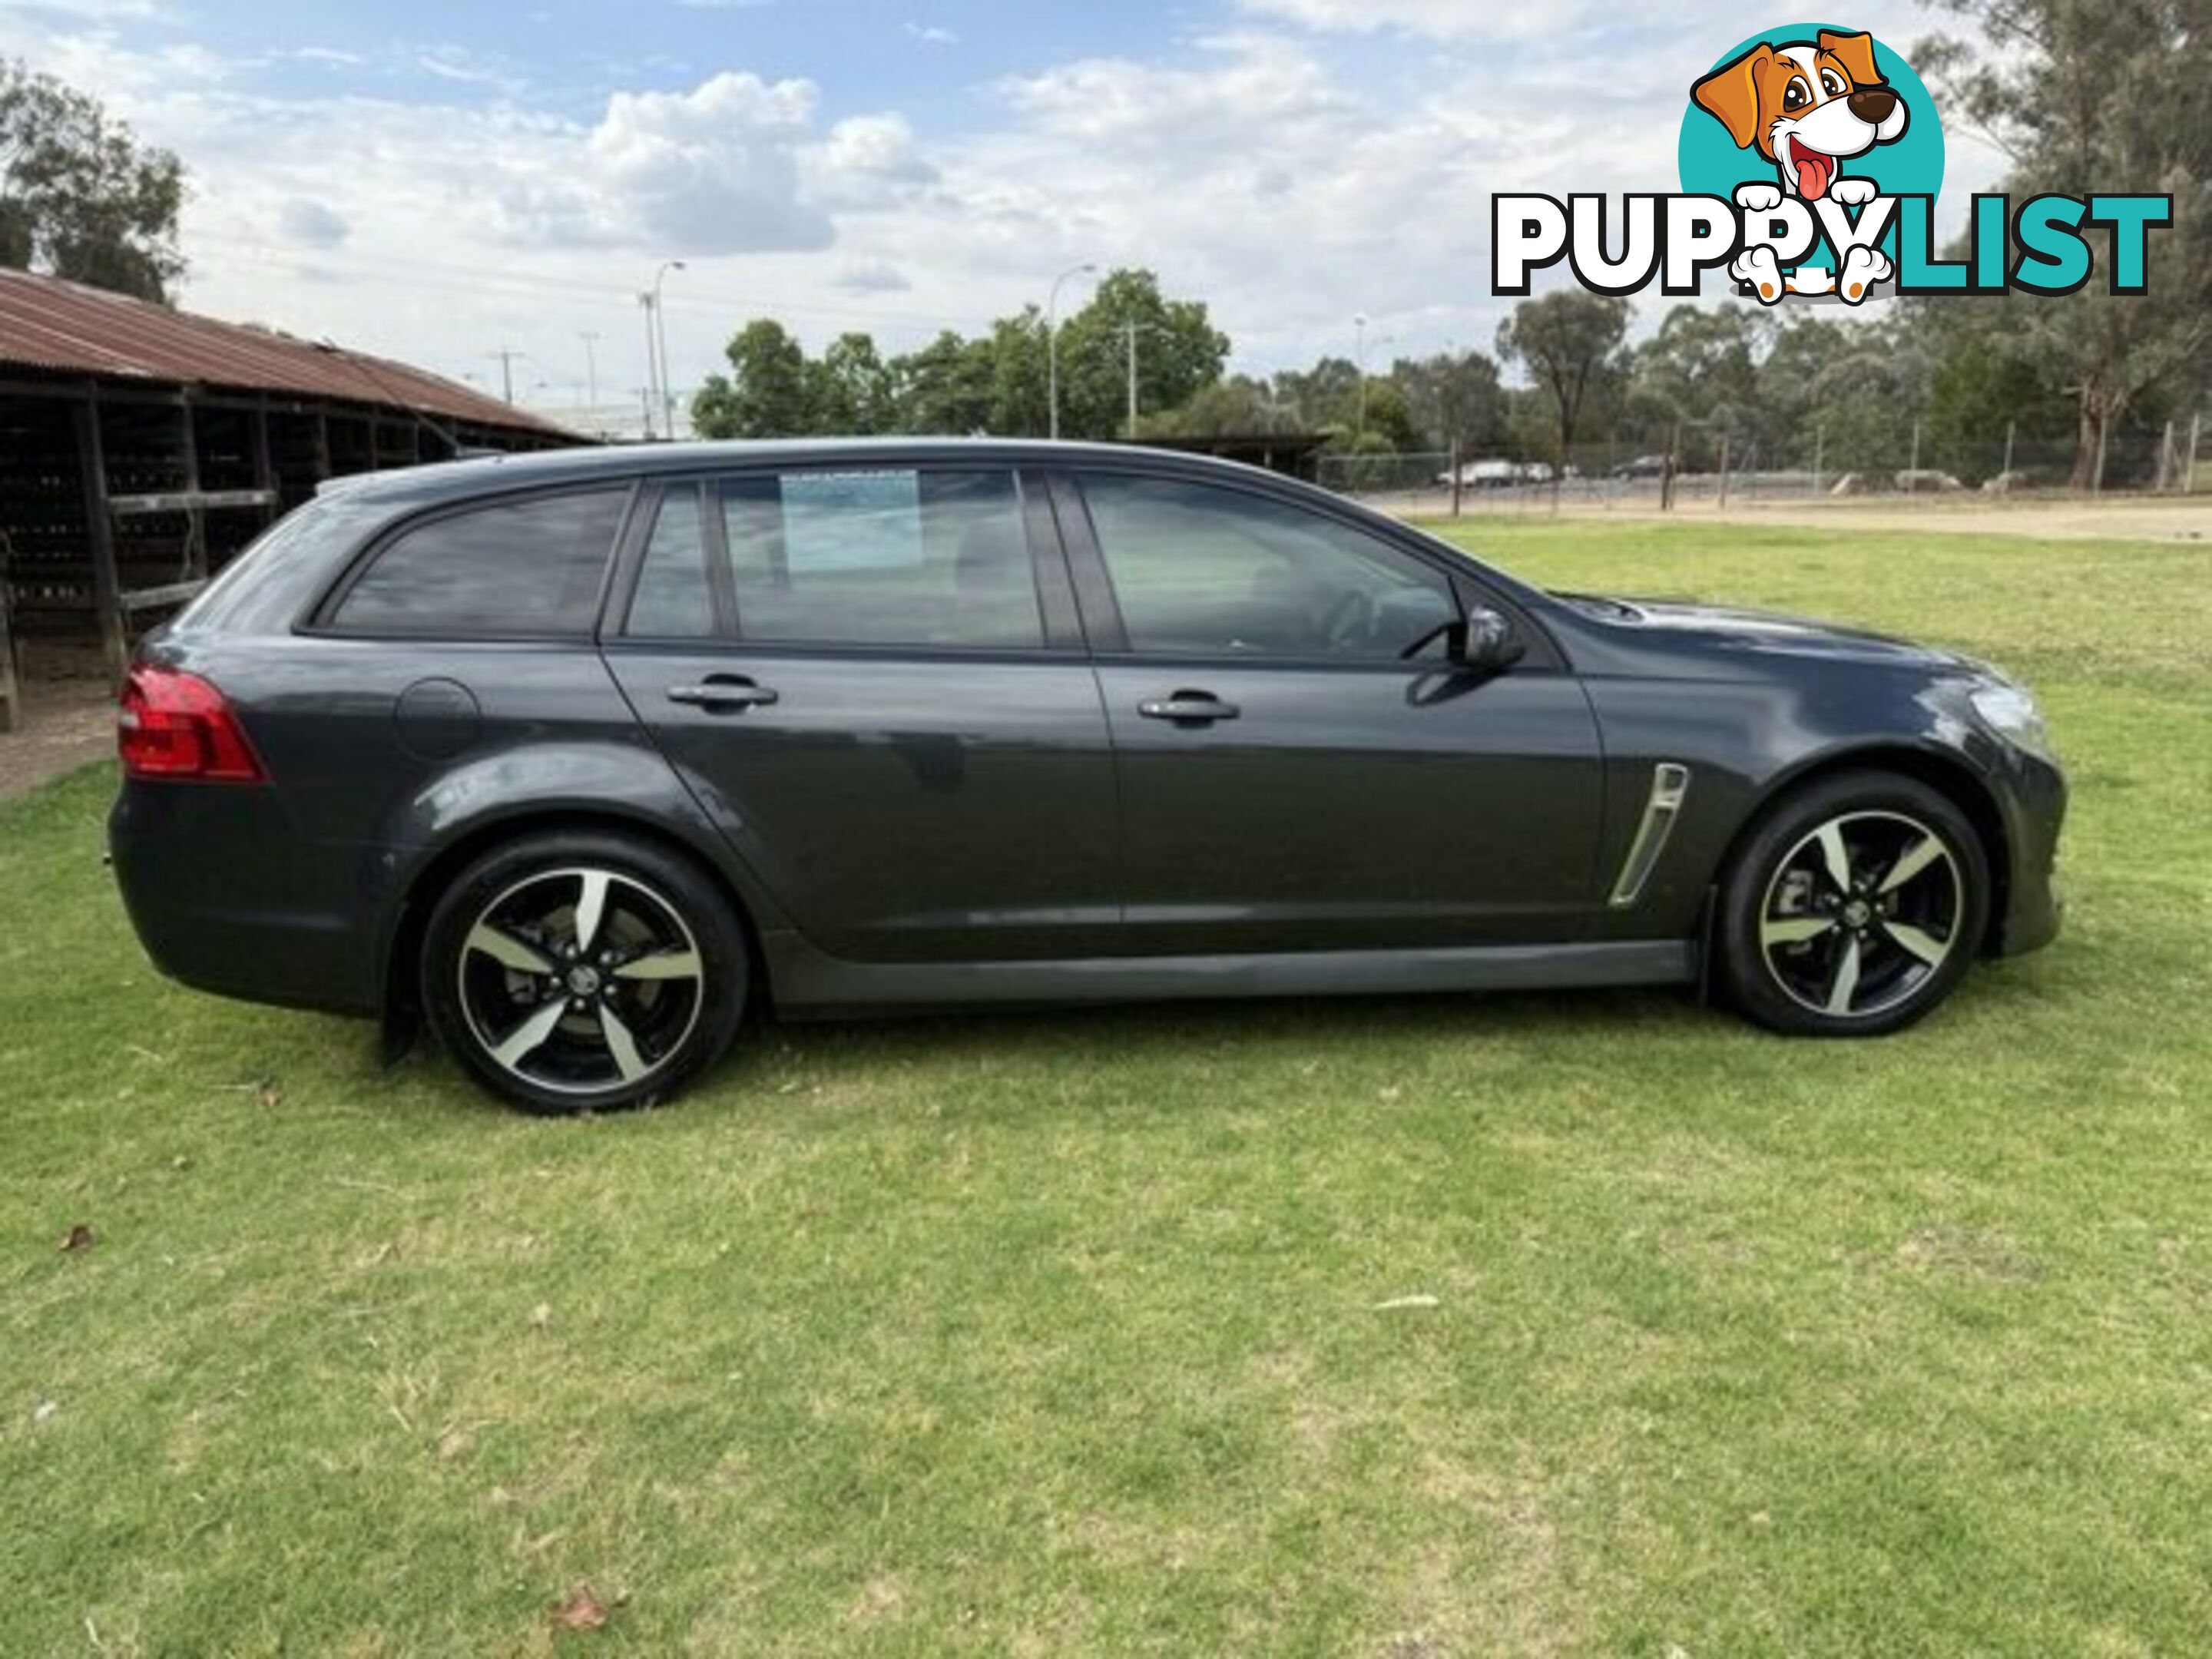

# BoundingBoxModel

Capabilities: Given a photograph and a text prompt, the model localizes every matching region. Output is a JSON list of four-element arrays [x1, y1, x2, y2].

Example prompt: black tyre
[[420, 830, 749, 1113], [1717, 770, 1989, 1037]]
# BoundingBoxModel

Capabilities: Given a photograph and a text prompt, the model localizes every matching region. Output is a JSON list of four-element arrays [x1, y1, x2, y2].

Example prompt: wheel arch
[[380, 806, 772, 1031], [1717, 743, 2011, 955]]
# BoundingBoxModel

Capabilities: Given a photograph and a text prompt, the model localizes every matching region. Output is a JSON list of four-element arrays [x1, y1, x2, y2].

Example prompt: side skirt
[[761, 932, 1697, 1018]]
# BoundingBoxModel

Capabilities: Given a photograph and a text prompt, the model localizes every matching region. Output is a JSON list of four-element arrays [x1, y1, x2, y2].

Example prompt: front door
[[1063, 469, 1604, 955], [603, 465, 1118, 962]]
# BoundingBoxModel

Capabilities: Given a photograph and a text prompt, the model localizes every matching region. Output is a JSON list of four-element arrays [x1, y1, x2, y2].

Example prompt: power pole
[[578, 330, 601, 417], [1125, 320, 1140, 435], [1120, 320, 1160, 437], [488, 347, 521, 406]]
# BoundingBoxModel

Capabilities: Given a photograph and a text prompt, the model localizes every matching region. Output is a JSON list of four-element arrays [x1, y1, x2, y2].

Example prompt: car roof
[[316, 436, 1286, 508]]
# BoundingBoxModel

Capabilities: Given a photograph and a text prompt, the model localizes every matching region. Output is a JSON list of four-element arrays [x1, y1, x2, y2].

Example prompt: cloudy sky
[[1, 0, 1998, 430]]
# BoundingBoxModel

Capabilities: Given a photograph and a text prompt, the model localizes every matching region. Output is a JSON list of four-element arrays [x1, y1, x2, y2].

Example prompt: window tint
[[720, 469, 1041, 648], [333, 488, 627, 637], [624, 485, 717, 638], [1080, 475, 1458, 659]]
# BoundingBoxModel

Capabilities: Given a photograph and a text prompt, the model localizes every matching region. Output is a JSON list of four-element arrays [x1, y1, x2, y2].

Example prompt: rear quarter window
[[177, 495, 389, 636], [327, 487, 629, 637]]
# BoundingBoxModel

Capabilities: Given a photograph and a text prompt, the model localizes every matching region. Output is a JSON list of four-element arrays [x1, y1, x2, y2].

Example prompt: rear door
[[1061, 468, 1604, 954], [601, 462, 1119, 963]]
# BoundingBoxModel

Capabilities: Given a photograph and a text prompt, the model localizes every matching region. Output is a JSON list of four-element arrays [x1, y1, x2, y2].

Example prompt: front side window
[[720, 469, 1041, 649], [1079, 475, 1459, 660], [331, 488, 628, 637]]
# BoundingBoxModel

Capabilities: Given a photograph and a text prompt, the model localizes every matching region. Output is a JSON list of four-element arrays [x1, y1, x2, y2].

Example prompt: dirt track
[[0, 674, 112, 803], [1408, 492, 2212, 543]]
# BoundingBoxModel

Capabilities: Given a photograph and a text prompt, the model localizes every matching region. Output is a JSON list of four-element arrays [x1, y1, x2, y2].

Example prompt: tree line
[[690, 268, 1230, 442]]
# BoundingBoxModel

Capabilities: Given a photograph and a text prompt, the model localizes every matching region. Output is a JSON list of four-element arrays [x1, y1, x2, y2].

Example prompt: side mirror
[[1452, 604, 1525, 672]]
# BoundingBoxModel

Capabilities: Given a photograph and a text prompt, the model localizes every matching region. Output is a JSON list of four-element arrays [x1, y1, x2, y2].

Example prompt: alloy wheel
[[1757, 810, 1965, 1020], [455, 866, 707, 1098]]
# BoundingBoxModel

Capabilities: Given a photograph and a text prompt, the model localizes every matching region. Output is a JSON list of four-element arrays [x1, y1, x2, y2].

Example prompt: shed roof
[[0, 267, 569, 437]]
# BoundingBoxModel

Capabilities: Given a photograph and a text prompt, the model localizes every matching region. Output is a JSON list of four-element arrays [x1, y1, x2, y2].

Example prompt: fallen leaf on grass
[[552, 1586, 613, 1631], [60, 1223, 95, 1253], [1373, 1293, 1439, 1311], [33, 1399, 58, 1425]]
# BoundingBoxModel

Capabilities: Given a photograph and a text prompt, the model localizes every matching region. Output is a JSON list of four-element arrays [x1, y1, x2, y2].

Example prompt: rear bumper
[[108, 781, 385, 1017], [1990, 750, 2066, 958]]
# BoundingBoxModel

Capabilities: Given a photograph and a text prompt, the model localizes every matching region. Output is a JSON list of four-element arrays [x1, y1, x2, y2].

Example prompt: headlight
[[1969, 680, 2055, 763]]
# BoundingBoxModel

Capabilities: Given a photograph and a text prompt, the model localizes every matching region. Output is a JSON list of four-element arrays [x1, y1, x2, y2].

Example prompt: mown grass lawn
[[4, 519, 2209, 1656]]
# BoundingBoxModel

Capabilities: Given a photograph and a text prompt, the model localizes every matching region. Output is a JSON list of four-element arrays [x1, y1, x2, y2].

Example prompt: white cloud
[[1232, 0, 1584, 40], [586, 72, 833, 253], [806, 113, 938, 209], [412, 46, 525, 94], [833, 259, 912, 293], [276, 197, 349, 248], [903, 22, 958, 45]]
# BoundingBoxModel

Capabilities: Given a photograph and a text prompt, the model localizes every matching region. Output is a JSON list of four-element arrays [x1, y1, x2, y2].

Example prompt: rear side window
[[329, 488, 628, 637], [719, 469, 1041, 649], [624, 485, 718, 639]]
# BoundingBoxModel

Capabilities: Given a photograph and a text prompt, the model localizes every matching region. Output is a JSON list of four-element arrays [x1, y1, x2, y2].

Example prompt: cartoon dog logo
[[1693, 28, 1907, 300]]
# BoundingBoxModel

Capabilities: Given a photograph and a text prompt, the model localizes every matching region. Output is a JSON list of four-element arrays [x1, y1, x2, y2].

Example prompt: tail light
[[118, 665, 269, 783]]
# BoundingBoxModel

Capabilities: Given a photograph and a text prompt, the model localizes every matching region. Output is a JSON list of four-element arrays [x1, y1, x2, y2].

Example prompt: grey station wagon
[[109, 440, 2065, 1113]]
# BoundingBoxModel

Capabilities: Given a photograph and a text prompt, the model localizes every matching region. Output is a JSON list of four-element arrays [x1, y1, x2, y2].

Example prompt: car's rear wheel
[[421, 830, 748, 1113], [1717, 771, 1989, 1036]]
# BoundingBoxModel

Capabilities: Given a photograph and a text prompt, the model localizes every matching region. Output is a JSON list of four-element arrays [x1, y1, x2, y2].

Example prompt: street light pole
[[1046, 261, 1096, 442], [1353, 314, 1369, 437], [652, 260, 687, 441], [637, 292, 659, 439]]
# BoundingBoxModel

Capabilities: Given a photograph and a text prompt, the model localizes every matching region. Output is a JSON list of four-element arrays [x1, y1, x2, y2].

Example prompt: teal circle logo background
[[1676, 23, 1944, 206]]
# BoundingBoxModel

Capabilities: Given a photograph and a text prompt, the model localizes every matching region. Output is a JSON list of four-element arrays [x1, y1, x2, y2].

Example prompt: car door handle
[[666, 677, 780, 711], [1138, 690, 1240, 724]]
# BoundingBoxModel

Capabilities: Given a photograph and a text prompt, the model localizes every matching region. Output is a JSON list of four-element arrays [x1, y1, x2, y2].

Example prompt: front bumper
[[1988, 748, 2066, 958]]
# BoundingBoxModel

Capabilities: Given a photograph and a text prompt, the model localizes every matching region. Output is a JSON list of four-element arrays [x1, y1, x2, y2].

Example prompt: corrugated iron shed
[[0, 267, 567, 437]]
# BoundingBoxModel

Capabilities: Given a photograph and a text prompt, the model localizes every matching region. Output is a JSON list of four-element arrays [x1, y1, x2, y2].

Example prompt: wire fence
[[1316, 414, 2209, 515]]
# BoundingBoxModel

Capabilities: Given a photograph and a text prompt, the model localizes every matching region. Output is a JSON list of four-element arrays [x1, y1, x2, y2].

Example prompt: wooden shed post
[[177, 393, 207, 580], [250, 399, 277, 528], [71, 391, 127, 674], [0, 533, 18, 734]]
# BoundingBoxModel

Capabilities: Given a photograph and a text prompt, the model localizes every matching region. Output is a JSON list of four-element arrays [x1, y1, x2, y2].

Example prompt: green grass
[[5, 521, 2210, 1656]]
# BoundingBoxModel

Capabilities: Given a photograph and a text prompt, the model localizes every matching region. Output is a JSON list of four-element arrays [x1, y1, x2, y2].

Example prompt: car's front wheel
[[420, 830, 749, 1113], [1717, 771, 1990, 1036]]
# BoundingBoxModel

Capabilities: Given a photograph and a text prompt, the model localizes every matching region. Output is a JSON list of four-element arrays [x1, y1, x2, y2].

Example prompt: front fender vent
[[1608, 763, 1691, 908]]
